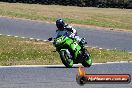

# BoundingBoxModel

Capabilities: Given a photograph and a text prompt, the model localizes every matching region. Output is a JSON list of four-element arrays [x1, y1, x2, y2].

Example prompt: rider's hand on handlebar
[[48, 37, 52, 41]]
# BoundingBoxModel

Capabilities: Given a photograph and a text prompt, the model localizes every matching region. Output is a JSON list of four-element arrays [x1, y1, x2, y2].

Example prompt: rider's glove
[[48, 37, 52, 41]]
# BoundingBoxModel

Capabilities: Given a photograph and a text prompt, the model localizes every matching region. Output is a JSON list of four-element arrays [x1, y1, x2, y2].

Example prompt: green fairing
[[64, 38, 81, 59], [53, 35, 92, 67], [60, 49, 67, 51], [75, 44, 81, 59], [54, 36, 80, 59], [64, 38, 73, 46]]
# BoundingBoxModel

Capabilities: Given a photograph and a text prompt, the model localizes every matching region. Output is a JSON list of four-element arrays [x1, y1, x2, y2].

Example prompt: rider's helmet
[[56, 19, 65, 30]]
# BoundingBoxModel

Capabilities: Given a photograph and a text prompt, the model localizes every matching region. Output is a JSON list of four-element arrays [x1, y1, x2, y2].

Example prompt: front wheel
[[60, 50, 73, 68], [82, 49, 92, 67]]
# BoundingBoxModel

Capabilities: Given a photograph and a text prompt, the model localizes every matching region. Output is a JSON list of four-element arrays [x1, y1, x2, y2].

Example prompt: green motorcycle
[[53, 35, 92, 68]]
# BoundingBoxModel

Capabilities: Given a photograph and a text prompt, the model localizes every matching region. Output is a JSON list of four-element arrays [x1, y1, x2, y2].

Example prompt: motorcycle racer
[[48, 19, 86, 46], [48, 19, 92, 67]]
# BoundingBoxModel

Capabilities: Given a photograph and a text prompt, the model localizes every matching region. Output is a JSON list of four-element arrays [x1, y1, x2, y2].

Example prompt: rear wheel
[[60, 50, 73, 68], [82, 49, 92, 67]]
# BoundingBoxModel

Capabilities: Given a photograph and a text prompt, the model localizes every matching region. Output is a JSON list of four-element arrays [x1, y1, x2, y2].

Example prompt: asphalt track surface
[[0, 17, 132, 52], [0, 63, 132, 88], [0, 17, 132, 88]]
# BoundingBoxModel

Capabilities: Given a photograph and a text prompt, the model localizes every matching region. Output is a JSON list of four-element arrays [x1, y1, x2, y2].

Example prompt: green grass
[[0, 2, 132, 30], [0, 35, 61, 65], [0, 35, 132, 66], [89, 48, 132, 63]]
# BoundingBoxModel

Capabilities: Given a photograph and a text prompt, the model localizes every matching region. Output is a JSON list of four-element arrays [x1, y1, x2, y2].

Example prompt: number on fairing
[[73, 42, 78, 50]]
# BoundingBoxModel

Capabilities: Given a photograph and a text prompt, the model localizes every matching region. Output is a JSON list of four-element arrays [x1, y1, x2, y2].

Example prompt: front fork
[[66, 49, 72, 59], [59, 49, 72, 59]]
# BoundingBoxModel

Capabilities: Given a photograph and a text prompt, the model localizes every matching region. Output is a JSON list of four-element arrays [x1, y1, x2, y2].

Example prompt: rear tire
[[60, 50, 73, 68], [82, 49, 92, 67]]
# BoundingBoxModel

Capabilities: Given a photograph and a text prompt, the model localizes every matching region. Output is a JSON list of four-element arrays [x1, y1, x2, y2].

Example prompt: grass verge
[[0, 2, 132, 30], [0, 35, 132, 66]]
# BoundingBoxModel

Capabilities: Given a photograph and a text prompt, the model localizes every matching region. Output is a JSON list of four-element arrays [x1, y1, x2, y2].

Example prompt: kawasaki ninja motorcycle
[[53, 35, 92, 68]]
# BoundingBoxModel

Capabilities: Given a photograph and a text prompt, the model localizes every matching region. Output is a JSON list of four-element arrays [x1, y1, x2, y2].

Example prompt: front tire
[[60, 50, 73, 68], [82, 49, 92, 67]]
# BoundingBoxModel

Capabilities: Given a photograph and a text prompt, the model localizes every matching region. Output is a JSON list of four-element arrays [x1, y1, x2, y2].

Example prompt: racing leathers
[[53, 24, 82, 44], [48, 24, 86, 47]]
